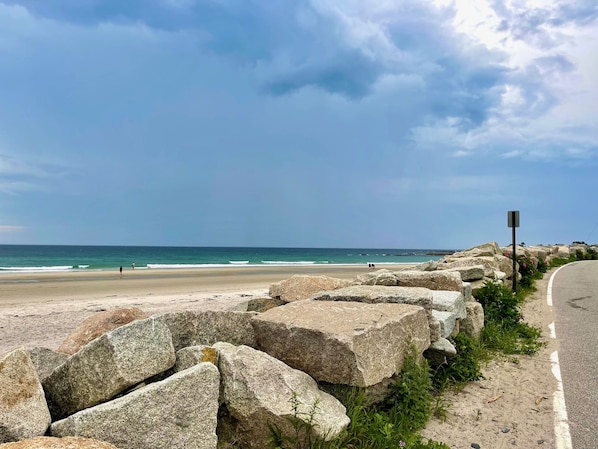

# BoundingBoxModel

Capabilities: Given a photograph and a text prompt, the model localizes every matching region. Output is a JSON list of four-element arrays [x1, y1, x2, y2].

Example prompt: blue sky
[[0, 0, 597, 249]]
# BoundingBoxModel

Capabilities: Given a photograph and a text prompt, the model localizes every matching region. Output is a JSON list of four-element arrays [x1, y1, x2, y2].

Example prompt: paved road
[[552, 260, 598, 448]]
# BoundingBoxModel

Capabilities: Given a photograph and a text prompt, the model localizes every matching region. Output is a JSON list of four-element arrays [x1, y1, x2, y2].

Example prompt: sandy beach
[[0, 264, 558, 448], [0, 264, 389, 355]]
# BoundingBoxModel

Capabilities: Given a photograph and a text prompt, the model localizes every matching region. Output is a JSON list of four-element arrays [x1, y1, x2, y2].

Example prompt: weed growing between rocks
[[268, 349, 449, 449], [268, 392, 328, 449], [431, 333, 486, 391]]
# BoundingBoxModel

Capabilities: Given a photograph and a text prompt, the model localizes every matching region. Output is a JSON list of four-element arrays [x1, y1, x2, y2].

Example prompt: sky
[[0, 0, 597, 249]]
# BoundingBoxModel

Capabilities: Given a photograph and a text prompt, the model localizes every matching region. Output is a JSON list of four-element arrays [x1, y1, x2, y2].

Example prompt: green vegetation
[[475, 281, 545, 355], [268, 349, 449, 449], [269, 248, 590, 449], [432, 333, 486, 391], [549, 247, 598, 267], [268, 392, 328, 449]]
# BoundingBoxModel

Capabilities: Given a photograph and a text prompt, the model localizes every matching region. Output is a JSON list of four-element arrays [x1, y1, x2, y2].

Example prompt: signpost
[[508, 211, 520, 293]]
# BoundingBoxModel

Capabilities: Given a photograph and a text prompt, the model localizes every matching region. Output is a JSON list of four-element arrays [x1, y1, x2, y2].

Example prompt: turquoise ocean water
[[0, 245, 456, 273]]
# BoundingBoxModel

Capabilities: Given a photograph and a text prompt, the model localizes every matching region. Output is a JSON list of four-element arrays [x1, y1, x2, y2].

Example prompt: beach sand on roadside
[[421, 271, 557, 448]]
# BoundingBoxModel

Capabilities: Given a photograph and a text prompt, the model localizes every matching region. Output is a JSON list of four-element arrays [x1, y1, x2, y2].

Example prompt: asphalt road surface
[[552, 260, 598, 448]]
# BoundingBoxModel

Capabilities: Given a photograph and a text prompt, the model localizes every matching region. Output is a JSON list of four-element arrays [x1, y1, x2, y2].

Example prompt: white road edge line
[[547, 265, 573, 449]]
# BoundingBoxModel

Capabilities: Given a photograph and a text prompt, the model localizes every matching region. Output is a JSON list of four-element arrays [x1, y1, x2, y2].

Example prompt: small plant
[[475, 281, 545, 355], [382, 351, 433, 433], [431, 395, 451, 422], [475, 281, 522, 328], [286, 348, 452, 449], [432, 333, 485, 390], [549, 256, 576, 268], [268, 392, 329, 449]]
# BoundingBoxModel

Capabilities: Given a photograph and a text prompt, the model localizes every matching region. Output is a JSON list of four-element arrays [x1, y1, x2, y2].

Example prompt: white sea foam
[[78, 265, 90, 269], [229, 261, 249, 264], [147, 264, 209, 269], [0, 266, 73, 272], [261, 261, 316, 265], [146, 263, 244, 269]]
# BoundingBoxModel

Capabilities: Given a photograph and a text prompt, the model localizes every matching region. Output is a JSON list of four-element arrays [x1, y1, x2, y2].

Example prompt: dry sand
[[421, 272, 558, 448], [0, 265, 559, 448], [0, 265, 382, 354]]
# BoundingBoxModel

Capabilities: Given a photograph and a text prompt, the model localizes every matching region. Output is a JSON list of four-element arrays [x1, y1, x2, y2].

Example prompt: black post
[[512, 213, 517, 294], [508, 210, 520, 294]]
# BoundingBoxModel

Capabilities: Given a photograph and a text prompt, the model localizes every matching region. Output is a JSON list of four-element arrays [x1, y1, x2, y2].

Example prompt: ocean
[[0, 245, 455, 273]]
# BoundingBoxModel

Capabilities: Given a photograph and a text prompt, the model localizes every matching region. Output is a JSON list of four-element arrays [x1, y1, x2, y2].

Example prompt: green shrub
[[432, 333, 485, 390], [549, 257, 574, 268], [475, 281, 545, 355], [382, 352, 433, 434], [475, 281, 522, 328], [481, 321, 544, 355], [503, 250, 542, 287], [268, 347, 451, 449]]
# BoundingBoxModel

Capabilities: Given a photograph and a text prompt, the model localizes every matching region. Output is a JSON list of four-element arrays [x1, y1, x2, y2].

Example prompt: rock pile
[[2, 241, 587, 448], [1, 313, 349, 449]]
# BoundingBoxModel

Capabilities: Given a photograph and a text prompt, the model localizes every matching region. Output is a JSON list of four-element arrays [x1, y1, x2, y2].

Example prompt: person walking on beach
[[120, 265, 123, 279], [131, 262, 135, 270]]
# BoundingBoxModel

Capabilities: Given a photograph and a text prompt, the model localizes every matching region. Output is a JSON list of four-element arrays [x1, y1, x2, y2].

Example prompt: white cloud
[[0, 225, 24, 232], [501, 149, 523, 158]]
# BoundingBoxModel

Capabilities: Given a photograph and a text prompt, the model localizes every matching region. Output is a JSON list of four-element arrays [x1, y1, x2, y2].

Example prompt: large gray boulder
[[156, 310, 257, 350], [58, 307, 148, 355], [462, 282, 473, 302], [26, 348, 68, 384], [493, 254, 515, 278], [43, 317, 175, 420], [453, 252, 513, 279], [269, 275, 352, 302], [431, 290, 466, 319], [1, 349, 51, 443], [525, 246, 548, 261], [441, 265, 485, 282], [555, 245, 571, 258], [391, 270, 463, 292], [213, 342, 349, 449], [355, 269, 400, 286], [431, 311, 458, 339], [0, 436, 120, 448], [251, 300, 430, 387], [450, 242, 501, 258], [311, 285, 432, 308], [424, 338, 457, 365], [174, 346, 218, 372], [461, 302, 485, 340], [51, 363, 219, 449], [437, 257, 497, 278]]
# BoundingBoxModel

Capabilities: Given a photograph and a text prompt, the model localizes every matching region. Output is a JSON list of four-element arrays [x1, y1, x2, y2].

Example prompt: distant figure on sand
[[119, 266, 123, 278], [131, 262, 135, 270]]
